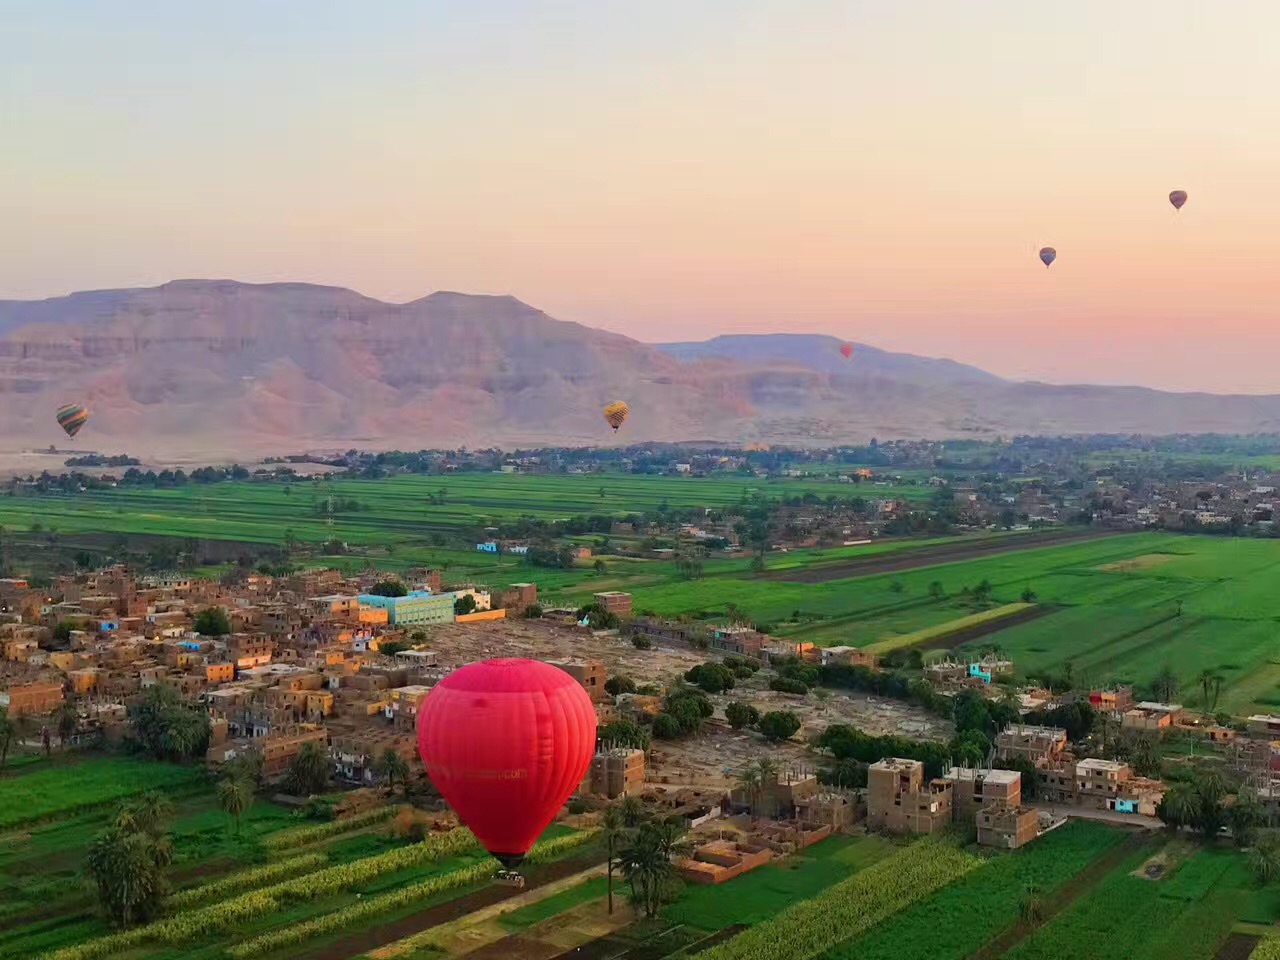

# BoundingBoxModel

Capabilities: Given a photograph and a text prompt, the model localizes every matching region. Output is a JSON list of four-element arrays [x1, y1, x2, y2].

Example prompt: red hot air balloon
[[839, 343, 853, 359], [417, 658, 596, 869]]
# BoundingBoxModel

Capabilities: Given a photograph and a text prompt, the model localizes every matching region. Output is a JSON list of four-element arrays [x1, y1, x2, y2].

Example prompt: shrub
[[725, 702, 760, 730], [758, 711, 802, 742], [631, 635, 652, 650], [769, 677, 810, 696], [262, 805, 398, 850], [652, 713, 683, 739]]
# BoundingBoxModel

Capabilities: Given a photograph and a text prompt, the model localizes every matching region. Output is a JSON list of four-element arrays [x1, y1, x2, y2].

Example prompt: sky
[[3, 0, 1279, 393]]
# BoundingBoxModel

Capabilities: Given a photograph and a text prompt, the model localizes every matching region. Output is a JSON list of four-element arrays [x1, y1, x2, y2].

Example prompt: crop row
[[865, 603, 1033, 654], [168, 852, 328, 909], [225, 830, 597, 959], [697, 838, 980, 960], [261, 805, 399, 850], [41, 827, 481, 960]]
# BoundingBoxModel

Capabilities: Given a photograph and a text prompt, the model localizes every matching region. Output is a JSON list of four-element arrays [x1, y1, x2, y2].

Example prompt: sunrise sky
[[3, 1, 1279, 392]]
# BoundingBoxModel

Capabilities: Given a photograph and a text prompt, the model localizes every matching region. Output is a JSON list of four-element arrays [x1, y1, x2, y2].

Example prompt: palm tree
[[601, 805, 627, 915], [285, 741, 330, 797], [217, 776, 253, 837], [1151, 666, 1179, 704], [618, 820, 688, 918], [377, 749, 410, 796], [1092, 712, 1118, 757], [1197, 670, 1215, 712], [1252, 830, 1280, 883], [1197, 768, 1228, 807], [0, 706, 14, 768], [1229, 790, 1265, 848], [56, 700, 79, 749], [1019, 883, 1045, 927], [1158, 783, 1199, 832], [1210, 674, 1225, 713], [617, 794, 647, 828]]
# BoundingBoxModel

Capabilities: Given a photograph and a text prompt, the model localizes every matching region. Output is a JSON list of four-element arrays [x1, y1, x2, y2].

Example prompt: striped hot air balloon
[[602, 400, 629, 432], [56, 403, 89, 439]]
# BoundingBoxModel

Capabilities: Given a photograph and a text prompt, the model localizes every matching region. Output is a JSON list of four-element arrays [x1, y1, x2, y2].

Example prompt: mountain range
[[1, 280, 1278, 459]]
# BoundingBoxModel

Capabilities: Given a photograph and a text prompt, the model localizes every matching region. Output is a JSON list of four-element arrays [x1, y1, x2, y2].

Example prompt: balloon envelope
[[55, 403, 89, 439], [1169, 189, 1187, 210], [1038, 247, 1056, 268], [603, 400, 629, 432], [417, 658, 597, 867], [839, 343, 853, 359]]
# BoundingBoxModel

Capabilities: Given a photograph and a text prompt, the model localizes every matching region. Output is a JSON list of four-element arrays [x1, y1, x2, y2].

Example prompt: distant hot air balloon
[[1169, 189, 1188, 211], [55, 403, 89, 439], [839, 343, 853, 360], [603, 400, 630, 432], [416, 658, 597, 870], [1038, 247, 1057, 268]]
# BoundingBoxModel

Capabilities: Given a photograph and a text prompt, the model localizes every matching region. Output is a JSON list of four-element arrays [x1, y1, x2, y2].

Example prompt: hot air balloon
[[1169, 189, 1187, 211], [55, 403, 89, 439], [839, 343, 853, 359], [1038, 247, 1056, 268], [417, 658, 596, 872], [603, 401, 629, 432]]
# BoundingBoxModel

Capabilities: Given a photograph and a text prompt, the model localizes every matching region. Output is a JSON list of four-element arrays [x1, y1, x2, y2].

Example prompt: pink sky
[[3, 1, 1279, 392]]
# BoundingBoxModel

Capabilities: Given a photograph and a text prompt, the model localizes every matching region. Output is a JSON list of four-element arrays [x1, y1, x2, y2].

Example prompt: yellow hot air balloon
[[602, 401, 630, 432], [56, 403, 90, 439]]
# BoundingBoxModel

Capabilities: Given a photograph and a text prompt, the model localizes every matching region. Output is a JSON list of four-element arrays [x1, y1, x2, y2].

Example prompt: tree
[[523, 603, 545, 619], [1210, 673, 1225, 713], [377, 748, 411, 796], [57, 700, 79, 749], [685, 662, 735, 695], [217, 775, 253, 837], [453, 593, 477, 616], [1020, 586, 1037, 603], [1198, 669, 1216, 711], [735, 758, 781, 816], [1151, 665, 1179, 704], [285, 741, 330, 796], [601, 804, 627, 915], [758, 711, 801, 742], [86, 794, 174, 927], [0, 706, 14, 768], [605, 675, 636, 697], [652, 713, 683, 739], [619, 819, 688, 918], [928, 581, 945, 601], [1124, 733, 1163, 778], [193, 607, 231, 637], [599, 720, 651, 751], [127, 685, 212, 762], [368, 580, 407, 597], [594, 559, 609, 576], [1252, 830, 1280, 883], [1157, 783, 1199, 832], [631, 635, 652, 650], [618, 794, 647, 828], [1229, 790, 1265, 848], [973, 579, 993, 604], [725, 702, 760, 730], [1019, 883, 1045, 928]]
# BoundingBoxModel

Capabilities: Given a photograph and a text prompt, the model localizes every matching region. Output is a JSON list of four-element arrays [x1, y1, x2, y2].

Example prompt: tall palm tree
[[601, 805, 627, 915], [618, 794, 647, 828], [1210, 674, 1225, 713], [56, 700, 79, 749], [1158, 783, 1199, 831], [735, 762, 764, 816], [377, 749, 410, 796], [1251, 830, 1280, 883], [1197, 670, 1215, 712], [285, 741, 330, 796], [0, 706, 14, 768], [217, 776, 253, 837]]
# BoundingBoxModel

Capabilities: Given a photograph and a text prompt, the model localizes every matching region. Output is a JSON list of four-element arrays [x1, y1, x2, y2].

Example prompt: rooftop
[[944, 767, 1021, 785], [1077, 758, 1127, 772]]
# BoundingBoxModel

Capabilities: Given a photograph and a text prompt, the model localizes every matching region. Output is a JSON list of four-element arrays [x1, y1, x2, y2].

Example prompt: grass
[[498, 875, 609, 930], [1006, 844, 1264, 960], [664, 834, 898, 931], [0, 756, 205, 829], [822, 822, 1126, 960]]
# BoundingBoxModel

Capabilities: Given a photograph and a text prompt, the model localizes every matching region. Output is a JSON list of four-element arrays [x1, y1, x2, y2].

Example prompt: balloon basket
[[495, 869, 526, 888]]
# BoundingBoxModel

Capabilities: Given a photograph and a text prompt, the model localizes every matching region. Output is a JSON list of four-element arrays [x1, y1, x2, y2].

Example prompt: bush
[[523, 603, 544, 619], [632, 635, 653, 650], [685, 662, 736, 694], [758, 711, 802, 742], [598, 720, 651, 751], [193, 607, 231, 637], [769, 677, 810, 696], [367, 579, 407, 597], [652, 713, 683, 739], [605, 675, 637, 696], [725, 702, 760, 730]]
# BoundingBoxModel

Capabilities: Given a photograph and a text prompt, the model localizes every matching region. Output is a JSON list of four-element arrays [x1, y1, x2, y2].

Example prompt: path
[[1027, 804, 1163, 831]]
